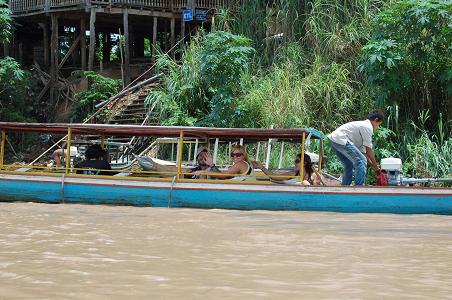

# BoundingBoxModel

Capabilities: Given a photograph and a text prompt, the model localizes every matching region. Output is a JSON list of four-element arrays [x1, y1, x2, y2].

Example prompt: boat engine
[[380, 157, 402, 186]]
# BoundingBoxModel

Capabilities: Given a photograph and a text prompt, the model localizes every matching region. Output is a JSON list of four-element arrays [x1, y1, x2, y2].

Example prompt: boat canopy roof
[[0, 122, 326, 141]]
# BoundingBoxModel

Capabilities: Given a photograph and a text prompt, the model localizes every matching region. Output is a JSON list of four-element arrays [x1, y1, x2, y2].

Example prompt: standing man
[[328, 111, 384, 186]]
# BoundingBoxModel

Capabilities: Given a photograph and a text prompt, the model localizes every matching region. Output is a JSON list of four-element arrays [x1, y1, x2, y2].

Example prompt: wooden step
[[122, 107, 147, 113], [111, 119, 145, 124], [113, 113, 146, 119]]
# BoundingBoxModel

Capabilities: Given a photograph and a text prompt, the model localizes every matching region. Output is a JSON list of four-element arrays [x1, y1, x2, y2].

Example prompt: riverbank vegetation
[[147, 0, 451, 181], [0, 0, 450, 182]]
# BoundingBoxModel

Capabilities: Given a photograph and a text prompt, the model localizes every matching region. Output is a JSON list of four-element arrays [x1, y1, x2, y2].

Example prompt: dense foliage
[[70, 71, 121, 122], [0, 0, 12, 42], [0, 57, 31, 121], [359, 0, 452, 127], [146, 31, 255, 127], [0, 2, 33, 122], [147, 0, 451, 183]]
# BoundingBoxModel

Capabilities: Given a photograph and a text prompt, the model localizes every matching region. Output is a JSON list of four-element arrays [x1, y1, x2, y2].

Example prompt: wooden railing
[[196, 0, 232, 9], [9, 0, 237, 13], [109, 0, 178, 8], [10, 0, 84, 13], [9, 0, 45, 13], [50, 0, 83, 6]]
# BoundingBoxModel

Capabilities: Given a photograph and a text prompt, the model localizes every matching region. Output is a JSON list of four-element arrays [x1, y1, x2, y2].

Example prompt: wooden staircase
[[107, 82, 159, 125]]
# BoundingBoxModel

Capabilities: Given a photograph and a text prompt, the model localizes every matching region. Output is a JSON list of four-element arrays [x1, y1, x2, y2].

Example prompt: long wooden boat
[[1, 122, 451, 214]]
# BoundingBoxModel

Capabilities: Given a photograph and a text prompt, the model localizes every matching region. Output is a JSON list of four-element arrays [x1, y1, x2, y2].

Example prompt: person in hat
[[252, 153, 322, 185], [192, 144, 252, 179], [190, 146, 220, 178]]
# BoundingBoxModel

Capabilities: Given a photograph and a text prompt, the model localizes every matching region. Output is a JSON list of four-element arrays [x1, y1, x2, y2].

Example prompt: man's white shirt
[[327, 119, 373, 153]]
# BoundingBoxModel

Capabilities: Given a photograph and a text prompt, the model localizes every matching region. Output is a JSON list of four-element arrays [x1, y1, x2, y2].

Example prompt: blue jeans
[[329, 140, 367, 186]]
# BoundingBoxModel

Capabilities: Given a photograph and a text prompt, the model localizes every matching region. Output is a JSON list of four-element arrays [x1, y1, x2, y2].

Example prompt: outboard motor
[[381, 157, 403, 186]]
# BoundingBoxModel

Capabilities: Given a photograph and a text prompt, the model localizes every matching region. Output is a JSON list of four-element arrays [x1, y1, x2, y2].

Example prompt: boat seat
[[113, 172, 133, 177], [14, 167, 32, 172]]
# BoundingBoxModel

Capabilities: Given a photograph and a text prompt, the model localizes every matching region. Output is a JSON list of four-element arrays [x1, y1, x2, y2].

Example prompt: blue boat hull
[[1, 174, 451, 214]]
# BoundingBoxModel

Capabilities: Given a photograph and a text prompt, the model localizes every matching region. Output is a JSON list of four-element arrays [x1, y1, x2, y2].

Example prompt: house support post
[[80, 18, 87, 70], [88, 7, 96, 71], [50, 14, 59, 104], [170, 15, 175, 57], [123, 8, 131, 86], [40, 22, 49, 67], [152, 17, 158, 64], [180, 19, 185, 52]]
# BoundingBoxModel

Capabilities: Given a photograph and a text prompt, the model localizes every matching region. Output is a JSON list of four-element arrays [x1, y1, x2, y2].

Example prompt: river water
[[0, 202, 451, 299]]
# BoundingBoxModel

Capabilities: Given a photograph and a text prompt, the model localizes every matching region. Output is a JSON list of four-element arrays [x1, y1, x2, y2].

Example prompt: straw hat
[[195, 146, 208, 159]]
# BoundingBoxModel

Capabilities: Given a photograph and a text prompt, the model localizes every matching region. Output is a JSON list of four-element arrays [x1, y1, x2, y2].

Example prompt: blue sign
[[195, 9, 208, 21], [182, 9, 193, 22]]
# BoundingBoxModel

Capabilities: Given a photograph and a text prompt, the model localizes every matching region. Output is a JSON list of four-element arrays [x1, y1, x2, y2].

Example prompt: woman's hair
[[231, 144, 250, 163], [296, 153, 313, 181], [85, 144, 106, 160]]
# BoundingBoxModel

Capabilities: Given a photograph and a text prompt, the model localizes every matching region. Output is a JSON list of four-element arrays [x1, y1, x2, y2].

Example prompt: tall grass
[[406, 133, 452, 180], [382, 106, 452, 184], [227, 0, 382, 134], [145, 35, 208, 126], [232, 0, 382, 66], [240, 51, 367, 131]]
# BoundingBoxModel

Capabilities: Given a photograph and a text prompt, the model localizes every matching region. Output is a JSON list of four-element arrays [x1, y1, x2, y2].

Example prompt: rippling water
[[0, 202, 451, 299]]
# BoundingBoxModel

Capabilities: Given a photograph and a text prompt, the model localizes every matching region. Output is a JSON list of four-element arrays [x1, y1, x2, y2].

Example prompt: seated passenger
[[52, 148, 65, 167], [192, 145, 252, 179], [189, 146, 220, 179], [191, 146, 214, 172], [51, 137, 81, 167], [74, 144, 112, 175], [252, 153, 321, 185]]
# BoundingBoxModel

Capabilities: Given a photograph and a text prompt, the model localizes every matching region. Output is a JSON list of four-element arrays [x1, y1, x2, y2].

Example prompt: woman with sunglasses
[[252, 153, 321, 185], [192, 144, 253, 179]]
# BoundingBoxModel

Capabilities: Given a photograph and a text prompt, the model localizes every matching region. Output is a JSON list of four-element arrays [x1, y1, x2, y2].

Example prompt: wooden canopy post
[[192, 139, 199, 164], [265, 125, 274, 168], [300, 132, 306, 182], [213, 138, 219, 165], [0, 130, 5, 168], [123, 8, 131, 86], [318, 139, 324, 173], [188, 142, 192, 162], [50, 14, 59, 104], [278, 142, 285, 169], [88, 8, 96, 71], [176, 131, 184, 179], [65, 128, 72, 174], [80, 18, 87, 70]]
